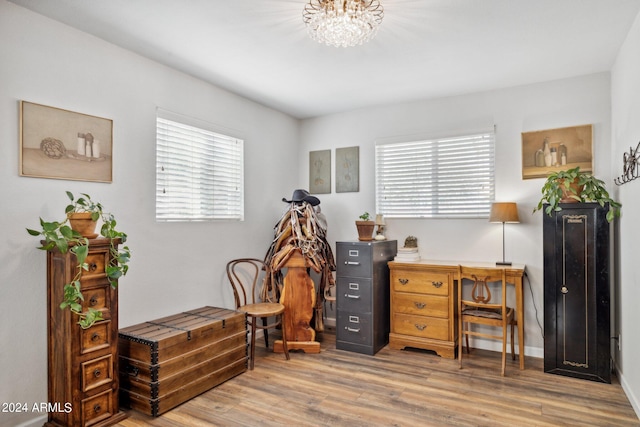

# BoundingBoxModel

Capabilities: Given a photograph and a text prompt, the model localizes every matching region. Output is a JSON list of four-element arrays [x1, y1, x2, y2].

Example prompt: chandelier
[[303, 0, 384, 48]]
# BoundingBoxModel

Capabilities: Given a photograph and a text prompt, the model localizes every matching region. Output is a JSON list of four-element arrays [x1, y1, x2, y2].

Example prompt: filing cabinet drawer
[[392, 313, 449, 341], [337, 312, 372, 346], [336, 244, 373, 278], [391, 270, 449, 296], [393, 292, 448, 318], [336, 277, 372, 313]]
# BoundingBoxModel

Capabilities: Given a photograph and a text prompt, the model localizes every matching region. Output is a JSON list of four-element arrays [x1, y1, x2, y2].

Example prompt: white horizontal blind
[[156, 116, 244, 221], [375, 132, 495, 218]]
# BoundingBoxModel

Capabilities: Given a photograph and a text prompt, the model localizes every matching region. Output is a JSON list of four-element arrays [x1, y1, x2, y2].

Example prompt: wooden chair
[[457, 265, 516, 376], [226, 258, 289, 370]]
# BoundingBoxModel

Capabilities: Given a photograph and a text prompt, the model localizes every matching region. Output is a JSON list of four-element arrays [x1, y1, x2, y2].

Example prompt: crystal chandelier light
[[303, 0, 384, 48]]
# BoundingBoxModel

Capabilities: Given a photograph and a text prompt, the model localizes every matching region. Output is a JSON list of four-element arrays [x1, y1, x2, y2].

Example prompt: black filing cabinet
[[543, 203, 611, 383], [336, 240, 397, 355]]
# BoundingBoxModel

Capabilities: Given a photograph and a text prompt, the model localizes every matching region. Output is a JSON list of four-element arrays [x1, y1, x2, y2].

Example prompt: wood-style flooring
[[117, 331, 638, 426]]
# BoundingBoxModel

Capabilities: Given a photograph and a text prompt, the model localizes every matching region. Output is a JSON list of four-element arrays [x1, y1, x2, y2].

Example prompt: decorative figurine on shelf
[[374, 214, 386, 240], [404, 235, 418, 248], [394, 235, 420, 262]]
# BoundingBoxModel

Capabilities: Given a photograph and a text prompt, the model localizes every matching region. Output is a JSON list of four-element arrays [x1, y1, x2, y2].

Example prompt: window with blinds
[[156, 115, 244, 221], [375, 131, 495, 218]]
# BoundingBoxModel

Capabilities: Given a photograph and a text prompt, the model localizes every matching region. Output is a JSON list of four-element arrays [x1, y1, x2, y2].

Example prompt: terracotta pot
[[68, 212, 99, 238], [559, 178, 584, 203], [356, 220, 375, 241]]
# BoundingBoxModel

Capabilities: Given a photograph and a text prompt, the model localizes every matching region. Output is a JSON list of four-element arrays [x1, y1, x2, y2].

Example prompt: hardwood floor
[[117, 331, 638, 426]]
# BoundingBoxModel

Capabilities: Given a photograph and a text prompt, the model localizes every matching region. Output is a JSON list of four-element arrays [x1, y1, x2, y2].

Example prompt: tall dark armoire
[[543, 203, 611, 383]]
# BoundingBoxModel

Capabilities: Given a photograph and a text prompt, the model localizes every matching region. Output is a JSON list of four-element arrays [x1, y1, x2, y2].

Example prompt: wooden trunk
[[118, 307, 248, 416]]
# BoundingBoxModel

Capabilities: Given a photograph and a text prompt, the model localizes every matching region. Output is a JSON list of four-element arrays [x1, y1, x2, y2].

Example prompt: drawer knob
[[93, 404, 101, 414], [399, 278, 409, 285], [89, 263, 98, 272], [414, 324, 427, 331], [561, 286, 568, 294], [89, 296, 98, 306], [91, 333, 101, 342], [93, 369, 101, 378], [414, 302, 426, 309], [431, 281, 443, 288]]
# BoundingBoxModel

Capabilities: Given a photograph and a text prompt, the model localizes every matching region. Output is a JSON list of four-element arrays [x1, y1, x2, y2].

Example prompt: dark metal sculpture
[[615, 141, 640, 185]]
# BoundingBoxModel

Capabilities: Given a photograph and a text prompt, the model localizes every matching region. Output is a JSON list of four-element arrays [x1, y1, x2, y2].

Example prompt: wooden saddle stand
[[273, 250, 321, 354]]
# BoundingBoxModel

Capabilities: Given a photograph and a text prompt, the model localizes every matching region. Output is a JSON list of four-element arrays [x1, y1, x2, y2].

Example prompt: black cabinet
[[335, 240, 397, 355], [543, 203, 611, 383]]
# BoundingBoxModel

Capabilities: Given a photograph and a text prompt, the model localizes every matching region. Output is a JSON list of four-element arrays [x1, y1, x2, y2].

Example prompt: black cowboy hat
[[282, 189, 320, 206]]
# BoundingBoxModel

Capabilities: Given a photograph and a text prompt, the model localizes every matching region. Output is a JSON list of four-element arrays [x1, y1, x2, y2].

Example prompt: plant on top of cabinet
[[27, 191, 131, 328], [356, 211, 375, 241], [533, 166, 621, 222]]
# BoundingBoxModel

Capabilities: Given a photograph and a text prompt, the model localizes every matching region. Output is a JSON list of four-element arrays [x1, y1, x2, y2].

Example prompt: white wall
[[300, 72, 614, 359], [611, 9, 640, 417], [0, 2, 299, 426]]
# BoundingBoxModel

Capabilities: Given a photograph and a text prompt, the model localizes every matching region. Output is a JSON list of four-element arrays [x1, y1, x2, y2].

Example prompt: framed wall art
[[336, 146, 359, 193], [20, 100, 113, 183], [521, 124, 593, 180], [309, 149, 331, 194]]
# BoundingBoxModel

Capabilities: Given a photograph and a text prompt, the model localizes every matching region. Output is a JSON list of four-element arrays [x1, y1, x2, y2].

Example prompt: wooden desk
[[388, 260, 526, 369]]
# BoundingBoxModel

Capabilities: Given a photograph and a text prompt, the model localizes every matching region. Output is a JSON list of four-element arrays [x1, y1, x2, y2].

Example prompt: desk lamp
[[489, 202, 519, 265]]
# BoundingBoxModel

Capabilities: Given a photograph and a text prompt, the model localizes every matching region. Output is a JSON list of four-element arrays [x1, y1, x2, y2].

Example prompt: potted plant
[[533, 166, 621, 222], [27, 191, 131, 328], [356, 212, 375, 241]]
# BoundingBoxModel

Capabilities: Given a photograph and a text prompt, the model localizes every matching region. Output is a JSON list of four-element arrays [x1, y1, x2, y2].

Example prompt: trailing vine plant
[[27, 192, 131, 328]]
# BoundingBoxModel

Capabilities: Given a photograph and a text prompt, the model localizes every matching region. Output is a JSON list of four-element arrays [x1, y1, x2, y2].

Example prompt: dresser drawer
[[391, 270, 449, 296], [336, 312, 371, 346], [81, 388, 115, 426], [392, 313, 449, 340], [336, 277, 372, 313], [81, 354, 114, 392], [80, 283, 111, 316], [79, 249, 109, 281], [393, 292, 448, 318], [336, 244, 372, 277], [80, 320, 111, 354]]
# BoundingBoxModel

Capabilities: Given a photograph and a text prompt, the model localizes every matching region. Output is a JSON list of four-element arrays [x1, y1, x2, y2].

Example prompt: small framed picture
[[336, 146, 359, 193], [521, 124, 593, 180], [20, 100, 113, 183], [309, 149, 331, 194]]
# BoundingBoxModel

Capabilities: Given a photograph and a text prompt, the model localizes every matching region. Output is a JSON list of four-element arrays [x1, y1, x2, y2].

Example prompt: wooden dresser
[[388, 260, 526, 365], [388, 261, 458, 358], [45, 238, 127, 427]]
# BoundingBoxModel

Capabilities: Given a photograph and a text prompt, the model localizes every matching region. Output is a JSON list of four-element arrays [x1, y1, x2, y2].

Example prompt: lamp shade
[[489, 202, 520, 223], [375, 214, 386, 226]]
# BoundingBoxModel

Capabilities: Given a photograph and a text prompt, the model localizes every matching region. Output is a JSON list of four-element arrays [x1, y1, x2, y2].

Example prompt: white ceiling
[[9, 0, 640, 119]]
